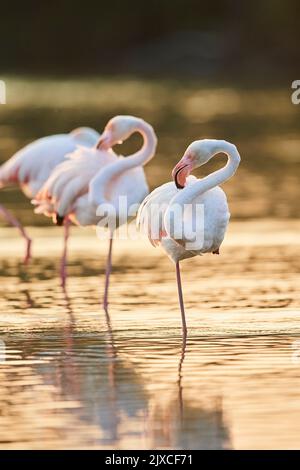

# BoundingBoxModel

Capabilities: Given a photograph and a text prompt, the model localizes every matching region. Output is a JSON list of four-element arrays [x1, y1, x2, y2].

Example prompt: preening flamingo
[[0, 127, 99, 264], [34, 115, 157, 305], [137, 139, 241, 337]]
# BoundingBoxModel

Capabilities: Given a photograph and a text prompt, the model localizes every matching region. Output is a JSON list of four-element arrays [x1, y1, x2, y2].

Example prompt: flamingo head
[[172, 139, 225, 189], [70, 127, 100, 146], [96, 115, 142, 150]]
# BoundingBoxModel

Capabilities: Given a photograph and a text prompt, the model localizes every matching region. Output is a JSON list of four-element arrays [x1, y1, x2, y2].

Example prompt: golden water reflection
[[1, 222, 300, 449]]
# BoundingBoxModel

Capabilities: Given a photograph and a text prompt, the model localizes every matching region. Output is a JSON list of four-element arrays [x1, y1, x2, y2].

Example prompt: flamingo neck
[[173, 141, 240, 206], [89, 121, 157, 206]]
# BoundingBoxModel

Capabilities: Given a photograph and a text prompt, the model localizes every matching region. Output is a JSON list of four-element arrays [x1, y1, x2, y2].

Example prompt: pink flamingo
[[0, 127, 99, 267], [137, 139, 241, 337], [34, 115, 157, 305]]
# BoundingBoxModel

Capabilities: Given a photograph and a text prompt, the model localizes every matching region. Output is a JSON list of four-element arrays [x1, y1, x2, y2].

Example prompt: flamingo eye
[[107, 122, 115, 133], [186, 151, 196, 163]]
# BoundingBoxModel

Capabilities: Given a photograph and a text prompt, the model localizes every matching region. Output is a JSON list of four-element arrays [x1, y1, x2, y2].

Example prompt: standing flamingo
[[0, 127, 99, 266], [137, 139, 241, 337], [34, 115, 157, 305]]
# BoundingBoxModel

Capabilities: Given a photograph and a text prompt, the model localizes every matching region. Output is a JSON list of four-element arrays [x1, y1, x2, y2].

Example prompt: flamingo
[[0, 127, 99, 267], [34, 115, 157, 306], [137, 139, 241, 337]]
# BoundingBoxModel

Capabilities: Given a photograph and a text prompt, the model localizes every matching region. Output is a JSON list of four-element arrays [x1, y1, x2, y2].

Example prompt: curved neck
[[173, 142, 241, 206], [89, 121, 157, 206]]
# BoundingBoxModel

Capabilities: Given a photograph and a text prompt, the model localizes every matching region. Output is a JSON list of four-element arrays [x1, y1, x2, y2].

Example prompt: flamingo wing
[[0, 129, 99, 198], [137, 181, 178, 246], [34, 147, 115, 218]]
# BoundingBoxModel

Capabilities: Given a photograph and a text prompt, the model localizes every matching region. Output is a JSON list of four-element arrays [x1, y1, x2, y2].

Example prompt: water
[[1, 221, 300, 449], [1, 77, 300, 448], [1, 77, 300, 223]]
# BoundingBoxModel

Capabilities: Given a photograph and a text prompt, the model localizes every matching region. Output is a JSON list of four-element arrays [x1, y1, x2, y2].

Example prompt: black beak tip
[[174, 170, 184, 190], [175, 179, 184, 190], [173, 164, 187, 190], [56, 214, 64, 226]]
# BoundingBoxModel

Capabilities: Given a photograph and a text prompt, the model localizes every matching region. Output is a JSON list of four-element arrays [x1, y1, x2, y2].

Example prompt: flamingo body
[[34, 146, 115, 221], [72, 163, 149, 227], [0, 128, 100, 198], [34, 115, 157, 304], [138, 176, 230, 263], [0, 127, 99, 265], [138, 138, 241, 336]]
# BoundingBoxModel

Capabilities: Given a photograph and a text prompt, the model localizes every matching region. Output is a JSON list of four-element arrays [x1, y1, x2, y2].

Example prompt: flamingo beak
[[96, 130, 113, 150], [55, 214, 64, 226], [172, 156, 193, 189]]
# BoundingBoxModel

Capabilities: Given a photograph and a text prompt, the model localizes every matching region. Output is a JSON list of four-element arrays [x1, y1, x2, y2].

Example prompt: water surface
[[1, 221, 300, 449]]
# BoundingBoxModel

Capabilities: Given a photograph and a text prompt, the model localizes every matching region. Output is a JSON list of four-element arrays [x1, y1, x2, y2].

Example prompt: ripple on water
[[0, 231, 300, 448]]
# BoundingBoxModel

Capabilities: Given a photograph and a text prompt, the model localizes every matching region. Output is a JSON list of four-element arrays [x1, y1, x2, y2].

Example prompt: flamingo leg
[[60, 218, 71, 289], [103, 234, 113, 310], [0, 204, 32, 265], [175, 261, 187, 338]]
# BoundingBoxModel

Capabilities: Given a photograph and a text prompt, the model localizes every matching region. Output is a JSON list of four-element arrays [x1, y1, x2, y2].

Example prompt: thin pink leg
[[0, 204, 32, 265], [60, 218, 71, 289], [103, 234, 113, 310], [175, 261, 187, 338]]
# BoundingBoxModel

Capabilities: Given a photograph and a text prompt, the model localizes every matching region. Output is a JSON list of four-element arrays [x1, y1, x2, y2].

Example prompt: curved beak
[[54, 213, 64, 226], [96, 130, 113, 150], [172, 156, 193, 189]]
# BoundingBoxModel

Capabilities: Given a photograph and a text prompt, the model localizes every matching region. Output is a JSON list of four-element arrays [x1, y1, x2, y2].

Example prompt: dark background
[[0, 0, 299, 82]]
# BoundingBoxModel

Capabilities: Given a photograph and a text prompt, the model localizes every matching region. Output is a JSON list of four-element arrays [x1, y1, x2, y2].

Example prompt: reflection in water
[[1, 226, 300, 449], [178, 335, 186, 419], [0, 281, 230, 449]]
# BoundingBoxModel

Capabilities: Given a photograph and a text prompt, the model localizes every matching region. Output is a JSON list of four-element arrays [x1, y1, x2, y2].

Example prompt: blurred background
[[1, 0, 300, 224]]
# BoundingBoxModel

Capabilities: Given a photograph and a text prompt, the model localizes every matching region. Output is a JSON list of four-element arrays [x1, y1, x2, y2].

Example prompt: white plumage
[[137, 138, 241, 336], [0, 128, 99, 198], [0, 127, 99, 264], [34, 145, 114, 221], [138, 176, 230, 263], [34, 115, 157, 306]]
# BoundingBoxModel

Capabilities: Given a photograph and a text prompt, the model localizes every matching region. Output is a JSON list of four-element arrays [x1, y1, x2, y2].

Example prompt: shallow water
[[1, 221, 300, 449], [1, 77, 300, 223]]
